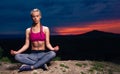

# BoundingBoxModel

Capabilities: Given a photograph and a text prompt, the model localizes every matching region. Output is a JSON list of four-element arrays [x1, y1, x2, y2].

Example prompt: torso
[[29, 26, 46, 50], [31, 41, 45, 50]]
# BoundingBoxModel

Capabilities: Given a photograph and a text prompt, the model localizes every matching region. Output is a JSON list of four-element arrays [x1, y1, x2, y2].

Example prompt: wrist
[[50, 48, 54, 51], [15, 51, 20, 54]]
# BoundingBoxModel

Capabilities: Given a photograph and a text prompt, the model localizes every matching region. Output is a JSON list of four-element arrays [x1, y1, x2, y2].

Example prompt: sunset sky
[[0, 0, 120, 36]]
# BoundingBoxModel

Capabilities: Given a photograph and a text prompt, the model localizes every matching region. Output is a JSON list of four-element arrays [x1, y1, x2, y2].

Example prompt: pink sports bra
[[29, 26, 46, 42]]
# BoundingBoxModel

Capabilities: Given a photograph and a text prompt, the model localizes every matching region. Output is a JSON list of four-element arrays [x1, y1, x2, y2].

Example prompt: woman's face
[[31, 11, 41, 24]]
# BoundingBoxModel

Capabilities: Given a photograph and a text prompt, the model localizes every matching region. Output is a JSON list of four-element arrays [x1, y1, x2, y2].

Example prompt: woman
[[10, 8, 59, 72]]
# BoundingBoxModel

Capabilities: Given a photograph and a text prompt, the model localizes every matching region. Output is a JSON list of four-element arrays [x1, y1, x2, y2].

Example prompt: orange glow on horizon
[[54, 19, 120, 35]]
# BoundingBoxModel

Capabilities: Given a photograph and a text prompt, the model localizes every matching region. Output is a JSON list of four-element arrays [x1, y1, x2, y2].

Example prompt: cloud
[[42, 0, 120, 27], [53, 19, 120, 35], [0, 0, 120, 35]]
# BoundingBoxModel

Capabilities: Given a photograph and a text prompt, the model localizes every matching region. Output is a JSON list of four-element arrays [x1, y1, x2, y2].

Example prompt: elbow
[[26, 44, 29, 49], [46, 43, 51, 48], [46, 42, 50, 46], [24, 44, 29, 49], [46, 44, 50, 48]]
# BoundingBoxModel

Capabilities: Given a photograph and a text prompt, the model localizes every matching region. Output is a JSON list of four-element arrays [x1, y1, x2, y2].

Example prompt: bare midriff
[[31, 41, 45, 50]]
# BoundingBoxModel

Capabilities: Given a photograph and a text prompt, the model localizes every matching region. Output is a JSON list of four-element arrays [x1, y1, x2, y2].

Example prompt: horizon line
[[0, 30, 120, 36]]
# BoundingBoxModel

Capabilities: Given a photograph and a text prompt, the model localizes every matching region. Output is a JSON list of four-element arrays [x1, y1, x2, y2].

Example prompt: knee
[[49, 51, 56, 58], [15, 54, 22, 61]]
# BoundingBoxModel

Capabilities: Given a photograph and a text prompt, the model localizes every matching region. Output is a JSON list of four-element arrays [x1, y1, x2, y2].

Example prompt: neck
[[32, 22, 41, 27]]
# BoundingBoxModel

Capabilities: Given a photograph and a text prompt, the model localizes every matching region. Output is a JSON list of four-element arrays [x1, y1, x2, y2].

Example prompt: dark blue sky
[[0, 0, 120, 35]]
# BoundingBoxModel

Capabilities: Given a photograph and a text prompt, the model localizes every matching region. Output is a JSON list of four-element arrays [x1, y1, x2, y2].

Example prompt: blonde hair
[[30, 8, 41, 16]]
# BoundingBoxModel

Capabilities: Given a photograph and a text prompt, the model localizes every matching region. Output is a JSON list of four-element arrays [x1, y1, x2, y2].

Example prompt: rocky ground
[[0, 60, 120, 74]]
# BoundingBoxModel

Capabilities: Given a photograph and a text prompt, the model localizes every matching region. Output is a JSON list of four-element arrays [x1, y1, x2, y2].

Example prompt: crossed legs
[[15, 51, 56, 71]]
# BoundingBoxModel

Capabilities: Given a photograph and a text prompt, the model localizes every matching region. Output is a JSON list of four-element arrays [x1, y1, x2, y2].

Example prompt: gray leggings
[[15, 50, 56, 68]]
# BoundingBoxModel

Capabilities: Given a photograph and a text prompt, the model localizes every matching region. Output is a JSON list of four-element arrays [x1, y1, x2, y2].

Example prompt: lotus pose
[[10, 8, 59, 72]]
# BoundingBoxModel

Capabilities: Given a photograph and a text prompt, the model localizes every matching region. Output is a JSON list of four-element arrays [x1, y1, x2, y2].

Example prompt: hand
[[53, 45, 59, 51], [10, 50, 18, 55]]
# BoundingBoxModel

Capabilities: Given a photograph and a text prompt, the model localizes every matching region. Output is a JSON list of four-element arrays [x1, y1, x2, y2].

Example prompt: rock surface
[[0, 60, 120, 74]]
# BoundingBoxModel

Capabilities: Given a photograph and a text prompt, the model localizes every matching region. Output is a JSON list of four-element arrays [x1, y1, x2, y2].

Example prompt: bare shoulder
[[26, 27, 31, 33], [43, 26, 49, 31], [43, 26, 49, 29]]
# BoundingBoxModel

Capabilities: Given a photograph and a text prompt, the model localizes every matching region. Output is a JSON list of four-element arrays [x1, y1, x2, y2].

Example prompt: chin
[[34, 22, 39, 24]]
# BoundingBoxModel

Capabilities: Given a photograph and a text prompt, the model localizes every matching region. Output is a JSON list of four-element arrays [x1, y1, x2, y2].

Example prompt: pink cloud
[[54, 19, 120, 35]]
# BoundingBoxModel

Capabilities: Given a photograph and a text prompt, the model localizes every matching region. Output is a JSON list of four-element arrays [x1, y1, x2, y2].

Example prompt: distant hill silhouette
[[50, 30, 120, 60], [79, 30, 120, 38], [0, 30, 120, 39]]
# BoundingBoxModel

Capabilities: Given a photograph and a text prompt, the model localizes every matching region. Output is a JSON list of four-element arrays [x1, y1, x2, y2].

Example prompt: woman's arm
[[45, 26, 59, 51], [11, 28, 30, 55]]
